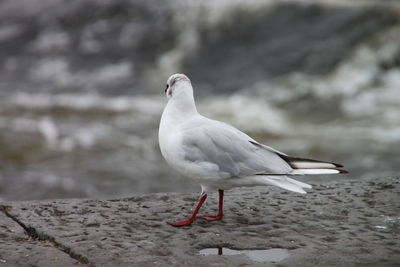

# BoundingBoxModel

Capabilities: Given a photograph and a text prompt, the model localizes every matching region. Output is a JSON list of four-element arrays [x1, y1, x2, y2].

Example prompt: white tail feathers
[[285, 177, 312, 189], [247, 149, 347, 193], [251, 176, 312, 194]]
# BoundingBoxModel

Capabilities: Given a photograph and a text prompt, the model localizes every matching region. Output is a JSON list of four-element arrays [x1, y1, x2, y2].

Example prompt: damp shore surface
[[1, 176, 399, 266]]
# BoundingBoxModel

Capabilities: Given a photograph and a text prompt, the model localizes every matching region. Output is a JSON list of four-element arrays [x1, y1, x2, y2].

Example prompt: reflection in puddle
[[199, 247, 290, 262]]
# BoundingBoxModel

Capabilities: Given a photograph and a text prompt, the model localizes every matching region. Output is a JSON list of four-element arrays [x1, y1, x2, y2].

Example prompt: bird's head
[[165, 73, 192, 99]]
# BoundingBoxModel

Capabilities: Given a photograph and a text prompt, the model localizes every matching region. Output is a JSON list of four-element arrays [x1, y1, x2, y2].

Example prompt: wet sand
[[1, 176, 399, 266]]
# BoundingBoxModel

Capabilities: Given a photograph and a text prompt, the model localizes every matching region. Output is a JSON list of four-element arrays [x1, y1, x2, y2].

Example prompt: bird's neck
[[162, 92, 198, 123]]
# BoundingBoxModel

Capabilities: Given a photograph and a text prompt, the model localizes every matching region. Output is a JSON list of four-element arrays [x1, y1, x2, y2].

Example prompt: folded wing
[[181, 119, 293, 179]]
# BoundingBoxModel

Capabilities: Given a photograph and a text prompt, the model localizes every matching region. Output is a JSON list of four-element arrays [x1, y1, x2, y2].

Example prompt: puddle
[[199, 247, 290, 262]]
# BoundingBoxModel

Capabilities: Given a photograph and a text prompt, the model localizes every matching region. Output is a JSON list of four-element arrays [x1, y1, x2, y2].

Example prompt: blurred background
[[0, 0, 399, 201]]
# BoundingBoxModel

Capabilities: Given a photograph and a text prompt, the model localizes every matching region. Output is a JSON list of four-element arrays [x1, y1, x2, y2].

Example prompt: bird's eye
[[165, 84, 169, 93]]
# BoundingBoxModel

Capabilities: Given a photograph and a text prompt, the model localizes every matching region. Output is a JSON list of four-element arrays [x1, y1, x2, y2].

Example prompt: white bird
[[159, 73, 347, 227]]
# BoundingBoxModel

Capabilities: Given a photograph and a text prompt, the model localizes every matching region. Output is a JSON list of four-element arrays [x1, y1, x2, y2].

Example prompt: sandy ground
[[0, 176, 399, 266]]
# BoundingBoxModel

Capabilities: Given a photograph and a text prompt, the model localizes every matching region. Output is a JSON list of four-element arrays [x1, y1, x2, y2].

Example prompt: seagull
[[159, 73, 347, 227]]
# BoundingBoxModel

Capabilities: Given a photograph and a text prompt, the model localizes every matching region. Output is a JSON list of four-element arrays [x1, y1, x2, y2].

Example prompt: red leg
[[167, 193, 207, 227], [199, 189, 224, 221]]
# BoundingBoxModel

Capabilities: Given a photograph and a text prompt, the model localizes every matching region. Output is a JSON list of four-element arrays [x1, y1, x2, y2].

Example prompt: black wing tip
[[334, 162, 344, 168], [249, 141, 347, 171]]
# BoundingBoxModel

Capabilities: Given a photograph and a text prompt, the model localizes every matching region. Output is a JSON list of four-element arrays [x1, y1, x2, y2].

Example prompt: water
[[199, 247, 290, 263], [0, 0, 399, 200]]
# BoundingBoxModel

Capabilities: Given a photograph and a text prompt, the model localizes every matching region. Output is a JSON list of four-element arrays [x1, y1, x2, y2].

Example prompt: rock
[[0, 209, 81, 266], [1, 176, 399, 266]]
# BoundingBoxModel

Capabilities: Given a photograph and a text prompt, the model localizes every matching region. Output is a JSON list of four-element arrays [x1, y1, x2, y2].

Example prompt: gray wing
[[181, 119, 292, 178]]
